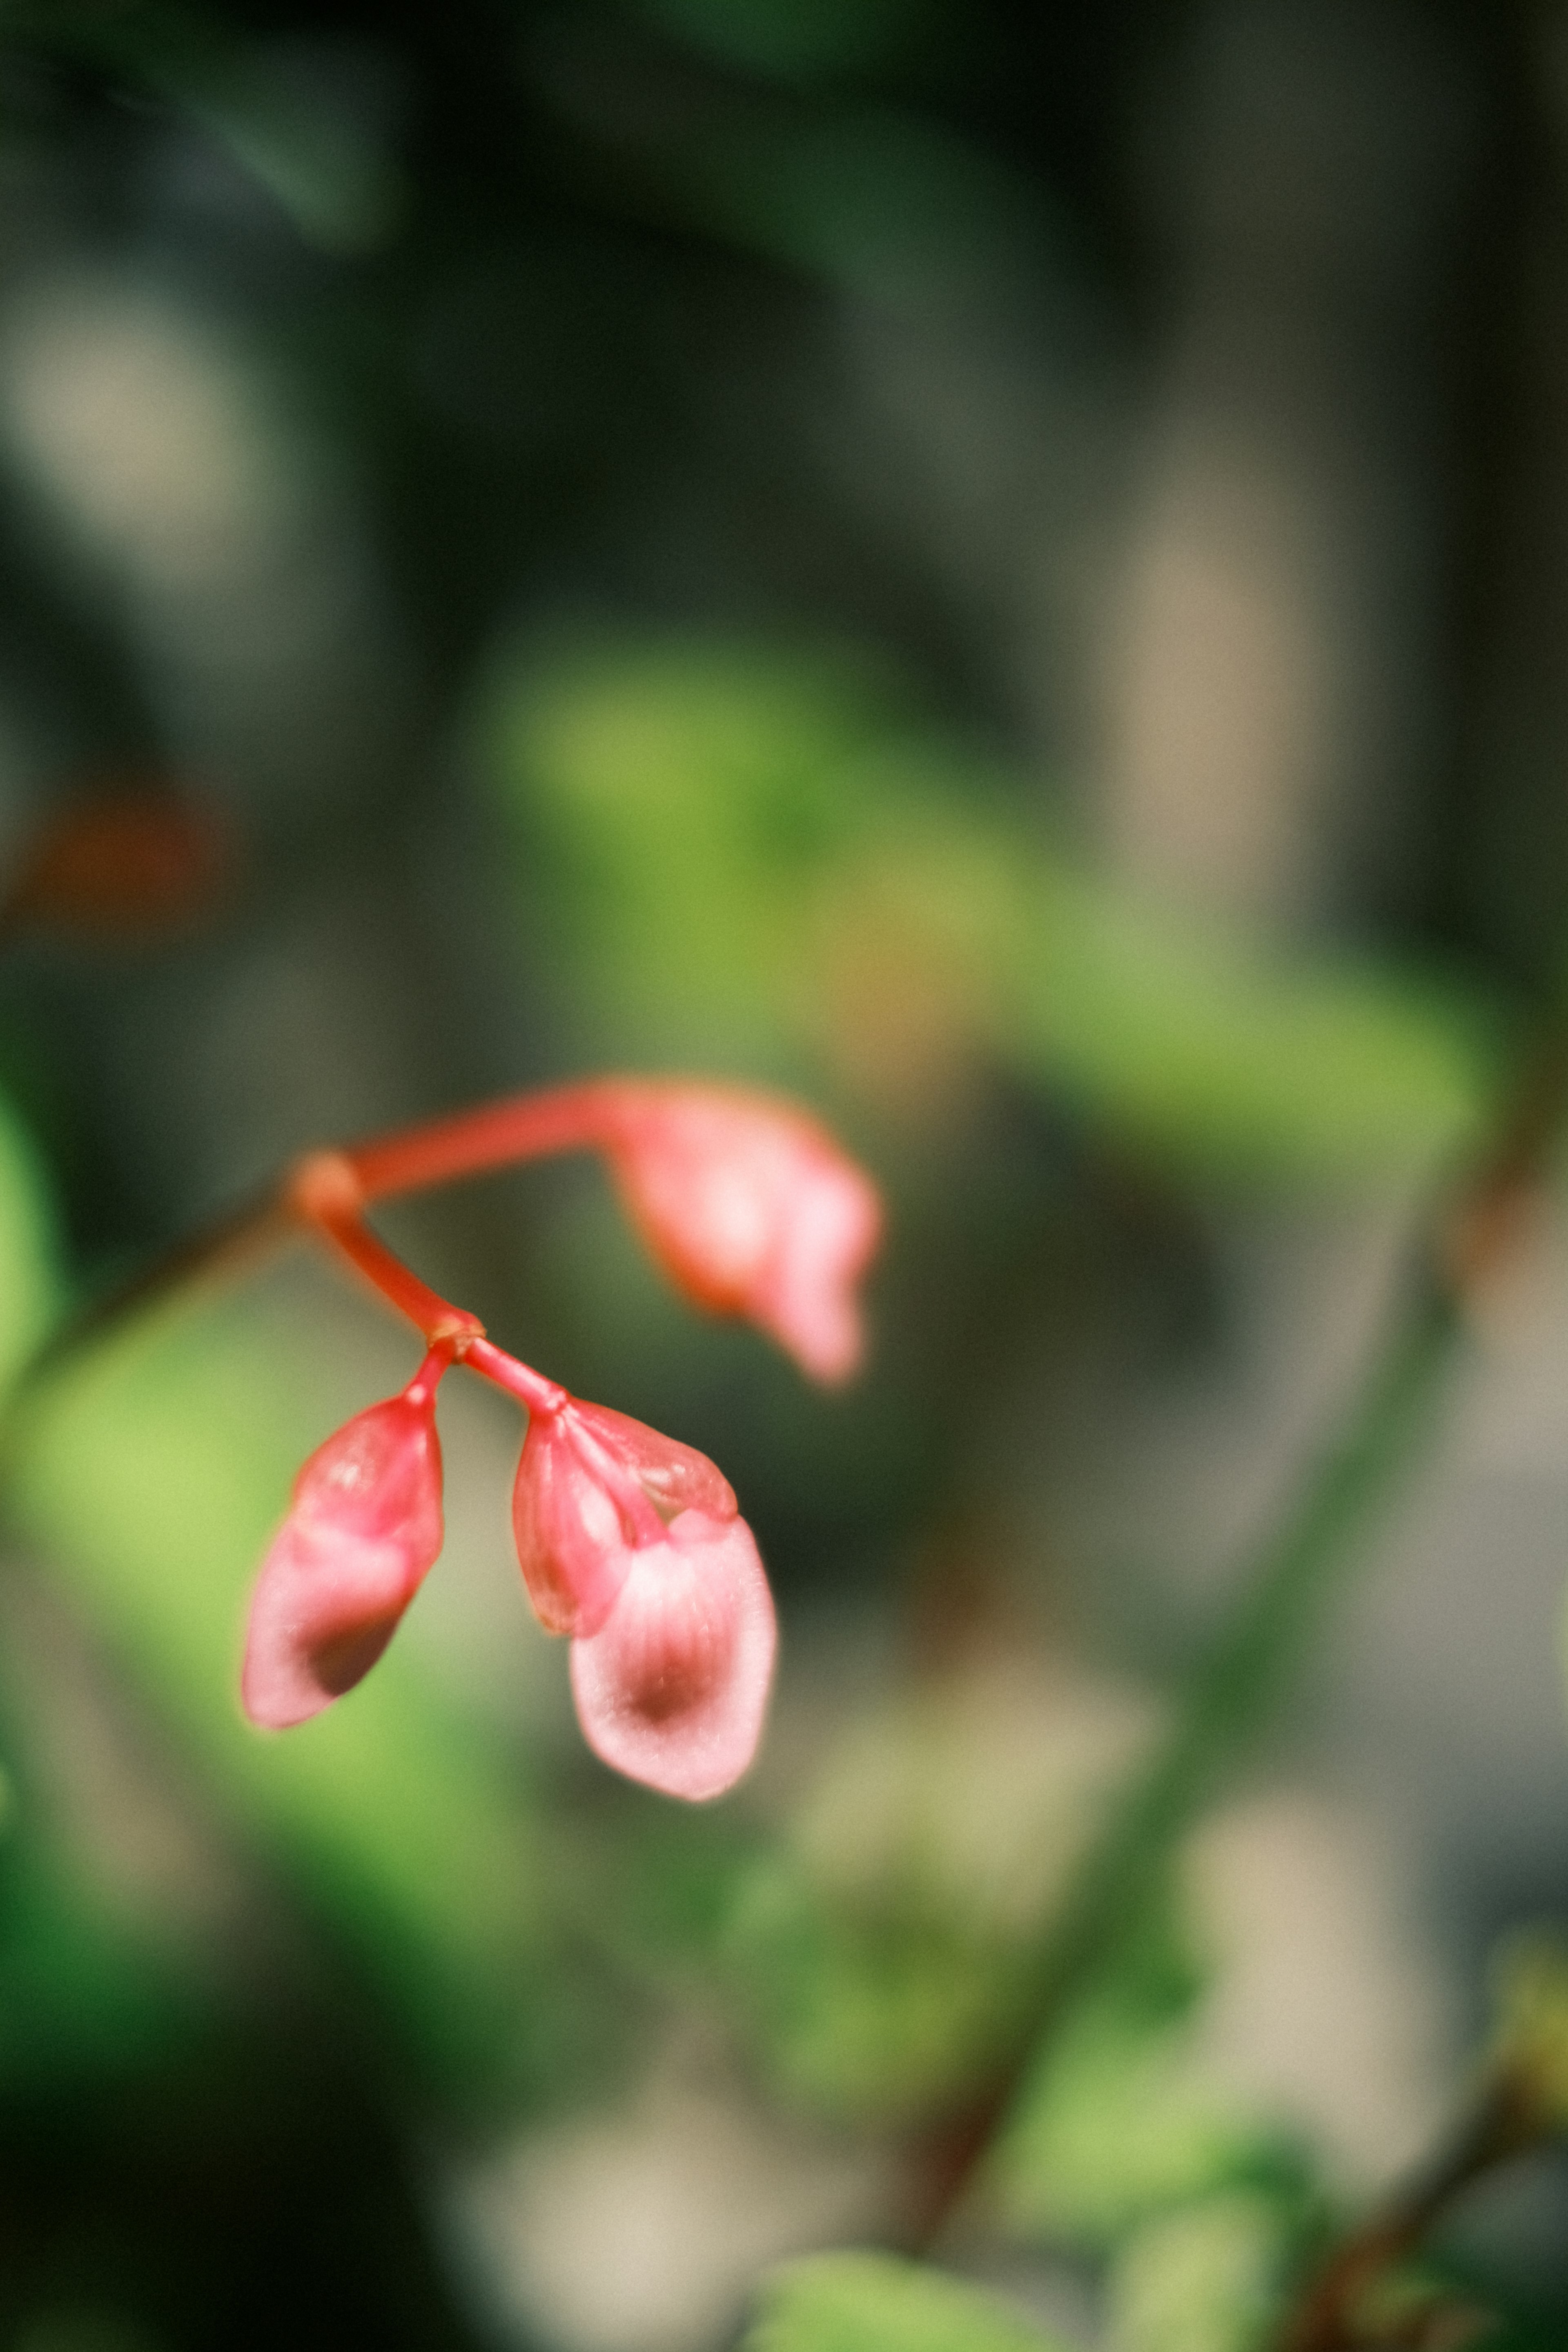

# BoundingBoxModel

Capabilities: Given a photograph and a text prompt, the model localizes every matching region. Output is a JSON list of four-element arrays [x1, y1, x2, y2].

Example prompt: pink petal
[[570, 1399, 737, 1523], [293, 1393, 443, 1554], [512, 1399, 735, 1637], [568, 1510, 776, 1800], [749, 1152, 881, 1383], [511, 1410, 635, 1637], [604, 1084, 881, 1384], [240, 1385, 445, 1728], [241, 1521, 426, 1728]]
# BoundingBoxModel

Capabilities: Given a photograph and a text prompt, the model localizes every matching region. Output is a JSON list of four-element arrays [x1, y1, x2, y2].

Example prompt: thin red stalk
[[312, 1214, 484, 1350], [345, 1081, 625, 1203], [465, 1337, 567, 1417], [291, 1149, 573, 1414], [403, 1345, 458, 1410], [27, 1081, 655, 1395]]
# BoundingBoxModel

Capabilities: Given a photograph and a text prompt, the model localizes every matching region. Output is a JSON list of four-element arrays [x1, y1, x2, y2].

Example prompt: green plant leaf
[[479, 630, 1500, 1176], [828, 796, 1498, 1178], [526, 21, 1055, 318], [480, 633, 892, 1060], [0, 1087, 59, 1399], [0, 1829, 202, 2094], [709, 1664, 1153, 2126], [1010, 852, 1496, 1178], [3, 1289, 552, 2099], [991, 1911, 1305, 2246], [1103, 2194, 1292, 2352], [1488, 1930, 1568, 2129], [744, 2251, 1071, 2352], [723, 1849, 1026, 2123], [145, 42, 403, 255]]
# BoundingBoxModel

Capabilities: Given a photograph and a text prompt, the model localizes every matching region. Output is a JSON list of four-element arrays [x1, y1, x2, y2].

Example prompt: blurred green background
[[0, 2, 1564, 2346]]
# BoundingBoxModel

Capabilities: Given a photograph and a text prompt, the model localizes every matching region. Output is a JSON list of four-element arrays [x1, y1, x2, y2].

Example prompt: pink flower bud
[[241, 1377, 444, 1730], [602, 1084, 882, 1383], [512, 1398, 735, 1637], [569, 1508, 776, 1801]]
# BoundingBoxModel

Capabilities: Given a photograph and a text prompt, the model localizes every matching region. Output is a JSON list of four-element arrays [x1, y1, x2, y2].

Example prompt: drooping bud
[[569, 1508, 776, 1801], [601, 1083, 882, 1383], [511, 1396, 735, 1637], [241, 1360, 446, 1729]]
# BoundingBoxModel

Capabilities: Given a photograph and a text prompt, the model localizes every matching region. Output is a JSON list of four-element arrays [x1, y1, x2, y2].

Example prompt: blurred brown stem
[[907, 1020, 1568, 2248], [1274, 2070, 1548, 2350], [19, 1186, 290, 1388]]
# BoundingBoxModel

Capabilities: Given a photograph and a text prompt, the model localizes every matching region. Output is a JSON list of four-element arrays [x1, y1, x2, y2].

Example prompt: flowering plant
[[240, 1078, 880, 1800]]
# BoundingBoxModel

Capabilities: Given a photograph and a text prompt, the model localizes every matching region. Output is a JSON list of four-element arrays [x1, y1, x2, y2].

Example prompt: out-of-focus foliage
[[722, 1849, 1027, 2123], [1100, 2194, 1291, 2352], [1490, 1933, 1568, 2129], [7, 1296, 554, 2097], [0, 1766, 202, 2096], [991, 1909, 1305, 2248], [0, 1084, 58, 1395], [586, 1653, 1156, 2129], [4, 0, 403, 252], [0, 0, 1557, 2345], [622, 0, 940, 88], [743, 2250, 1069, 2352], [483, 637, 1500, 1176]]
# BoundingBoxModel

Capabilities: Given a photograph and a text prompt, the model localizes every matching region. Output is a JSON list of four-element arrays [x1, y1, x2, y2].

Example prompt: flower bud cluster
[[241, 1080, 879, 1800]]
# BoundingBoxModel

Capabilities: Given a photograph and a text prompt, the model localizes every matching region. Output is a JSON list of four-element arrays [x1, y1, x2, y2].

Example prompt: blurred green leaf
[[1103, 2194, 1292, 2352], [0, 1086, 59, 1399], [0, 1011, 187, 2104], [157, 54, 402, 256], [481, 633, 892, 1059], [4, 1293, 551, 2099], [723, 1849, 1026, 2122], [1489, 1931, 1568, 2129], [528, 24, 1055, 316], [825, 796, 1498, 1176], [0, 1577, 218, 2090], [7, 3, 402, 252], [483, 631, 1498, 1176], [744, 2251, 1070, 2352], [658, 109, 1053, 313], [627, 0, 942, 85], [0, 1831, 198, 2093], [585, 1657, 1155, 2130], [593, 1800, 775, 1971], [1009, 850, 1495, 1179], [991, 1911, 1305, 2246]]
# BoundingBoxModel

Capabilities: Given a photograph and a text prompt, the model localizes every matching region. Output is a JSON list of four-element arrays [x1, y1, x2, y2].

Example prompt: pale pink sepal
[[604, 1085, 882, 1384], [241, 1390, 444, 1729], [568, 1508, 776, 1801], [512, 1397, 735, 1637]]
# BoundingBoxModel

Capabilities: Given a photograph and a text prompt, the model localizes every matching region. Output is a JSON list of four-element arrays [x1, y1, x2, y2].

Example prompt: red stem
[[313, 1214, 485, 1350], [465, 1338, 567, 1417], [289, 1146, 573, 1414], [403, 1346, 458, 1410], [344, 1080, 628, 1203]]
